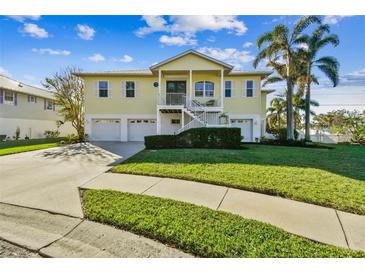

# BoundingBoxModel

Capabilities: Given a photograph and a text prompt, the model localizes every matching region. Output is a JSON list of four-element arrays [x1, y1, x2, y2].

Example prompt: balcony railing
[[157, 94, 222, 108]]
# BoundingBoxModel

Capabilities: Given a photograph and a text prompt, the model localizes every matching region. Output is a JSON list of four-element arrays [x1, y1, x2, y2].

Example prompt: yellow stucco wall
[[156, 53, 226, 71], [83, 74, 265, 115]]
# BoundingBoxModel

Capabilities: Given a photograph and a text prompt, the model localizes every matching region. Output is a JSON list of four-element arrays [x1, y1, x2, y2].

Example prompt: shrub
[[272, 128, 299, 141], [145, 127, 242, 149], [144, 135, 177, 149], [15, 127, 20, 140], [44, 130, 60, 138]]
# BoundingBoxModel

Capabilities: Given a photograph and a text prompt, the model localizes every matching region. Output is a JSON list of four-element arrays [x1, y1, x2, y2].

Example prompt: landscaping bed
[[82, 189, 365, 258], [112, 144, 365, 215]]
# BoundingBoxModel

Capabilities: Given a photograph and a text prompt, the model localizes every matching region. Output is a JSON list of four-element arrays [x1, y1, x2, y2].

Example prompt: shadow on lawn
[[124, 144, 365, 182]]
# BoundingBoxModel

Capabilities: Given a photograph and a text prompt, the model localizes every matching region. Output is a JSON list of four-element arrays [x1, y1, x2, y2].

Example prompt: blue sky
[[1, 15, 364, 113]]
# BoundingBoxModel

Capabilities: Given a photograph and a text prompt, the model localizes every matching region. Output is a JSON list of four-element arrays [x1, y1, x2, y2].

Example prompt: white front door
[[128, 119, 157, 141], [231, 119, 253, 142], [91, 119, 121, 141]]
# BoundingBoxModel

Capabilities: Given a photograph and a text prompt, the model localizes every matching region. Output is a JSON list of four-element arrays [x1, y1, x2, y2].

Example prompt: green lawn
[[112, 144, 365, 215], [83, 189, 364, 258], [0, 138, 64, 156]]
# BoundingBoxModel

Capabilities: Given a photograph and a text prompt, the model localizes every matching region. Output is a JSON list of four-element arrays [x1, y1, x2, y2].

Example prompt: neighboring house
[[76, 50, 272, 142], [0, 75, 74, 139]]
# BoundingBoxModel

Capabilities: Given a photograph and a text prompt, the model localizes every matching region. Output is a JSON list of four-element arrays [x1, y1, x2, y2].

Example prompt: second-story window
[[46, 100, 54, 110], [28, 95, 36, 103], [4, 91, 15, 105], [98, 81, 109, 98], [205, 81, 214, 97], [195, 81, 214, 97], [246, 80, 254, 97], [225, 81, 232, 97], [126, 81, 135, 98]]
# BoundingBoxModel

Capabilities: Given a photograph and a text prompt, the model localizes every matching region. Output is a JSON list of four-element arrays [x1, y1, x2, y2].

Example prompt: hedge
[[145, 127, 242, 149]]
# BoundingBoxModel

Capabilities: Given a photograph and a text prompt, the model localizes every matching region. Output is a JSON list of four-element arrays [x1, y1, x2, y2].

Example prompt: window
[[205, 81, 214, 97], [126, 81, 135, 98], [98, 81, 108, 98], [46, 100, 54, 110], [195, 81, 214, 97], [28, 95, 36, 103], [171, 119, 180, 124], [225, 81, 232, 97], [4, 91, 14, 105], [246, 80, 254, 97], [195, 81, 204, 97]]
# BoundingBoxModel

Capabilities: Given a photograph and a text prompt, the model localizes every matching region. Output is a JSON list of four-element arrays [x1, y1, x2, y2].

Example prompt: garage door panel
[[128, 119, 156, 141], [231, 119, 253, 142], [91, 119, 121, 141]]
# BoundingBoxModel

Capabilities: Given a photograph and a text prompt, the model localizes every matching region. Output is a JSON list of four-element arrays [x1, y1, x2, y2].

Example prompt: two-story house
[[76, 50, 272, 142], [0, 75, 74, 139]]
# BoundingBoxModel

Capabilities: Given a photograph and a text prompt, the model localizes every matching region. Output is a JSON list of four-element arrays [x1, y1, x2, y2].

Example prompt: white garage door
[[91, 119, 121, 141], [231, 119, 253, 142], [128, 119, 157, 141]]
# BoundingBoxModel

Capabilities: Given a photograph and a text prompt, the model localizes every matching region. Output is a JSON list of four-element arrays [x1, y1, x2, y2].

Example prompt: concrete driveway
[[0, 142, 144, 217]]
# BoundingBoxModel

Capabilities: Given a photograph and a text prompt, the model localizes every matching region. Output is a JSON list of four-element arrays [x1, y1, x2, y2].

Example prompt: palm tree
[[267, 97, 286, 131], [292, 92, 319, 131], [298, 24, 340, 141], [254, 16, 321, 140]]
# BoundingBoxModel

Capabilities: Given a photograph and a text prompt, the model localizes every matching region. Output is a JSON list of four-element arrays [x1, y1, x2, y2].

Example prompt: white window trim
[[28, 95, 36, 103], [45, 99, 54, 111], [224, 80, 232, 98], [242, 80, 255, 98], [125, 80, 136, 98], [194, 81, 215, 98], [4, 91, 15, 105], [98, 80, 110, 99]]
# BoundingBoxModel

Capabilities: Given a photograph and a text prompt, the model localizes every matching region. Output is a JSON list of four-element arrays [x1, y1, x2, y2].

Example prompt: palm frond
[[256, 32, 273, 49], [262, 76, 284, 87], [291, 16, 321, 41]]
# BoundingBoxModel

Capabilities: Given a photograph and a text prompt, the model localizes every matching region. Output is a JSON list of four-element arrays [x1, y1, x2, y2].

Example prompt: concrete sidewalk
[[83, 173, 365, 252], [0, 203, 191, 258]]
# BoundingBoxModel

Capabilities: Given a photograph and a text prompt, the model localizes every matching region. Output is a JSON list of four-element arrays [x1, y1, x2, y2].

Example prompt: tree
[[254, 16, 321, 140], [267, 97, 286, 131], [298, 24, 340, 141], [43, 67, 85, 141]]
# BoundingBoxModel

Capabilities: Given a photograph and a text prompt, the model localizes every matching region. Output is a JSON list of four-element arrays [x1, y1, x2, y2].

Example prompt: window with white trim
[[28, 95, 36, 103], [126, 81, 135, 98], [225, 81, 232, 97], [46, 100, 54, 110], [194, 81, 214, 97], [98, 81, 108, 98], [246, 80, 254, 97], [4, 91, 14, 105]]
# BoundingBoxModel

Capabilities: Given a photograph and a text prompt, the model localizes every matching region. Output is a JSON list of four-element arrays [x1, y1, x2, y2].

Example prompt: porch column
[[189, 69, 193, 102], [158, 69, 162, 95], [181, 111, 185, 127], [157, 110, 161, 134], [220, 69, 224, 108]]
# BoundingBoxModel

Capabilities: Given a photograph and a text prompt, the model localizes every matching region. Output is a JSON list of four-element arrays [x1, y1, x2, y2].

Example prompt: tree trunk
[[286, 78, 294, 140], [305, 67, 311, 142]]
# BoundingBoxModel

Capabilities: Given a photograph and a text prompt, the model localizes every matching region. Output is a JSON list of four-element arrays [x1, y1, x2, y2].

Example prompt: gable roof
[[0, 75, 55, 100], [150, 49, 234, 70]]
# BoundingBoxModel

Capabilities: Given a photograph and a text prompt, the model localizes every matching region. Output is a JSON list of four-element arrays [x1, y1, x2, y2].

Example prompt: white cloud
[[7, 15, 41, 22], [323, 16, 351, 25], [32, 48, 71, 56], [207, 36, 216, 42], [119, 55, 133, 63], [22, 23, 48, 38], [340, 68, 365, 86], [159, 35, 197, 46], [198, 47, 255, 70], [243, 42, 253, 48], [136, 16, 247, 45], [88, 53, 105, 62], [76, 24, 95, 40], [0, 66, 12, 77]]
